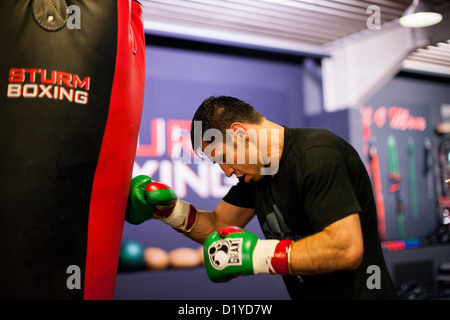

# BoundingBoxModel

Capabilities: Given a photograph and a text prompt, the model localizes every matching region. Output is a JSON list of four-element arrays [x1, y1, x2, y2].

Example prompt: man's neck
[[256, 119, 284, 176]]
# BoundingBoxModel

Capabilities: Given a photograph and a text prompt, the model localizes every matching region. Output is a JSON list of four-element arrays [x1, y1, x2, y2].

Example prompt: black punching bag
[[0, 0, 145, 299]]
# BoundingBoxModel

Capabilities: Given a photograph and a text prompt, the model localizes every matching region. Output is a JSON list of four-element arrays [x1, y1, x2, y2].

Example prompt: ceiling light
[[399, 0, 443, 28]]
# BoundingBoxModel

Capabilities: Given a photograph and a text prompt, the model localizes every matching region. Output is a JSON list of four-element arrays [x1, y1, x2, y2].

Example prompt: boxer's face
[[202, 138, 265, 183], [200, 122, 280, 182]]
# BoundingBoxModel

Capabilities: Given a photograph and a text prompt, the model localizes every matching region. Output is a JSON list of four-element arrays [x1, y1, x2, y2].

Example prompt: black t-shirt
[[223, 127, 398, 300]]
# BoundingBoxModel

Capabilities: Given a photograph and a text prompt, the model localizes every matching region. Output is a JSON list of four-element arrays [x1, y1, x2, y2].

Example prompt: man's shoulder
[[285, 127, 344, 151]]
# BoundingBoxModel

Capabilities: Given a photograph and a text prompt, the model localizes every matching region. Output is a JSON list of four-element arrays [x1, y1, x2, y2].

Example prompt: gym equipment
[[0, 0, 145, 299], [118, 241, 146, 272], [387, 135, 406, 239], [408, 137, 419, 220], [369, 140, 387, 240]]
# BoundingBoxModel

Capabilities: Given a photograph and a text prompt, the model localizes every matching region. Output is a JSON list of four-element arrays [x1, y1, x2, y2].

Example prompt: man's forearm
[[289, 214, 363, 275], [184, 210, 219, 244]]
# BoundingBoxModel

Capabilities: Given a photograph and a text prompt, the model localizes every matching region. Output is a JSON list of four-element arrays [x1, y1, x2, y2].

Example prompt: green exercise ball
[[118, 241, 145, 272]]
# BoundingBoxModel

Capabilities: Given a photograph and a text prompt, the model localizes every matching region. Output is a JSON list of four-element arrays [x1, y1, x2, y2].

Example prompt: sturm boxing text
[[6, 68, 90, 105]]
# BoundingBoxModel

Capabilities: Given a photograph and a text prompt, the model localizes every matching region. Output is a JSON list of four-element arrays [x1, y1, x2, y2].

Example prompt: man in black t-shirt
[[126, 96, 398, 299], [221, 127, 397, 299]]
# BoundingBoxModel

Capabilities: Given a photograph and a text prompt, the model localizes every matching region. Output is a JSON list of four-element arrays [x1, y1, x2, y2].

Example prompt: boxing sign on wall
[[361, 104, 436, 243], [133, 117, 238, 201]]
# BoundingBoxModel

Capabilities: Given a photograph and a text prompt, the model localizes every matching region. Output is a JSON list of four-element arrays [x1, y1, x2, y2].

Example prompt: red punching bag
[[0, 0, 145, 299]]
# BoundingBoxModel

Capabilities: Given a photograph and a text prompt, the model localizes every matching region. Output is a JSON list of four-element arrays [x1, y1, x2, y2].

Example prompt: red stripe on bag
[[83, 0, 145, 300]]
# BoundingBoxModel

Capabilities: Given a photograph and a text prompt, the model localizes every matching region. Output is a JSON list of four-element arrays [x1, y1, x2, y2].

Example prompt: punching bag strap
[[32, 0, 68, 31]]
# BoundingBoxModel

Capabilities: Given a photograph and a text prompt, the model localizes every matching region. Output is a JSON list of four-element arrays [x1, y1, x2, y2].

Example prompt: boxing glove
[[125, 175, 198, 233], [204, 226, 293, 283]]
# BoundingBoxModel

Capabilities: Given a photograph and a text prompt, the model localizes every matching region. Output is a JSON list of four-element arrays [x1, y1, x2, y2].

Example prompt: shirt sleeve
[[222, 177, 254, 208], [299, 146, 362, 231]]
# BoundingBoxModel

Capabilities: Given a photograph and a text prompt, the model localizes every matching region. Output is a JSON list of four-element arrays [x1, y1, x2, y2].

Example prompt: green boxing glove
[[204, 226, 293, 283], [125, 175, 198, 233]]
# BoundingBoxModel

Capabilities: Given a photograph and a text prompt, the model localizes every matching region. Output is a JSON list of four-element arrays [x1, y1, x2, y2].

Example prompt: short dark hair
[[190, 96, 263, 156]]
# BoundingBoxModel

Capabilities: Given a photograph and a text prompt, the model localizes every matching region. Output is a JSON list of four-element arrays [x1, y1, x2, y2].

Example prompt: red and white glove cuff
[[252, 239, 293, 276], [155, 199, 198, 234]]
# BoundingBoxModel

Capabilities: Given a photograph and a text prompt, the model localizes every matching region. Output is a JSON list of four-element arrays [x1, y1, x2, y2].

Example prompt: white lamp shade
[[399, 0, 443, 28]]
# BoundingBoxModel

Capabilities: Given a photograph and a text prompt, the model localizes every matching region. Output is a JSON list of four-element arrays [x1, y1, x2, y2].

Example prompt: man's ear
[[229, 122, 247, 139]]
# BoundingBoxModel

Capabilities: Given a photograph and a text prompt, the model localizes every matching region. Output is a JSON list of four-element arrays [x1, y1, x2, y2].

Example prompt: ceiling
[[403, 39, 450, 75], [140, 0, 450, 76]]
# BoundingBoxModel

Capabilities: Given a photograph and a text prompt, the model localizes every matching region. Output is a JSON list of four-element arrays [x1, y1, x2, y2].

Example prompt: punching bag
[[0, 0, 145, 299]]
